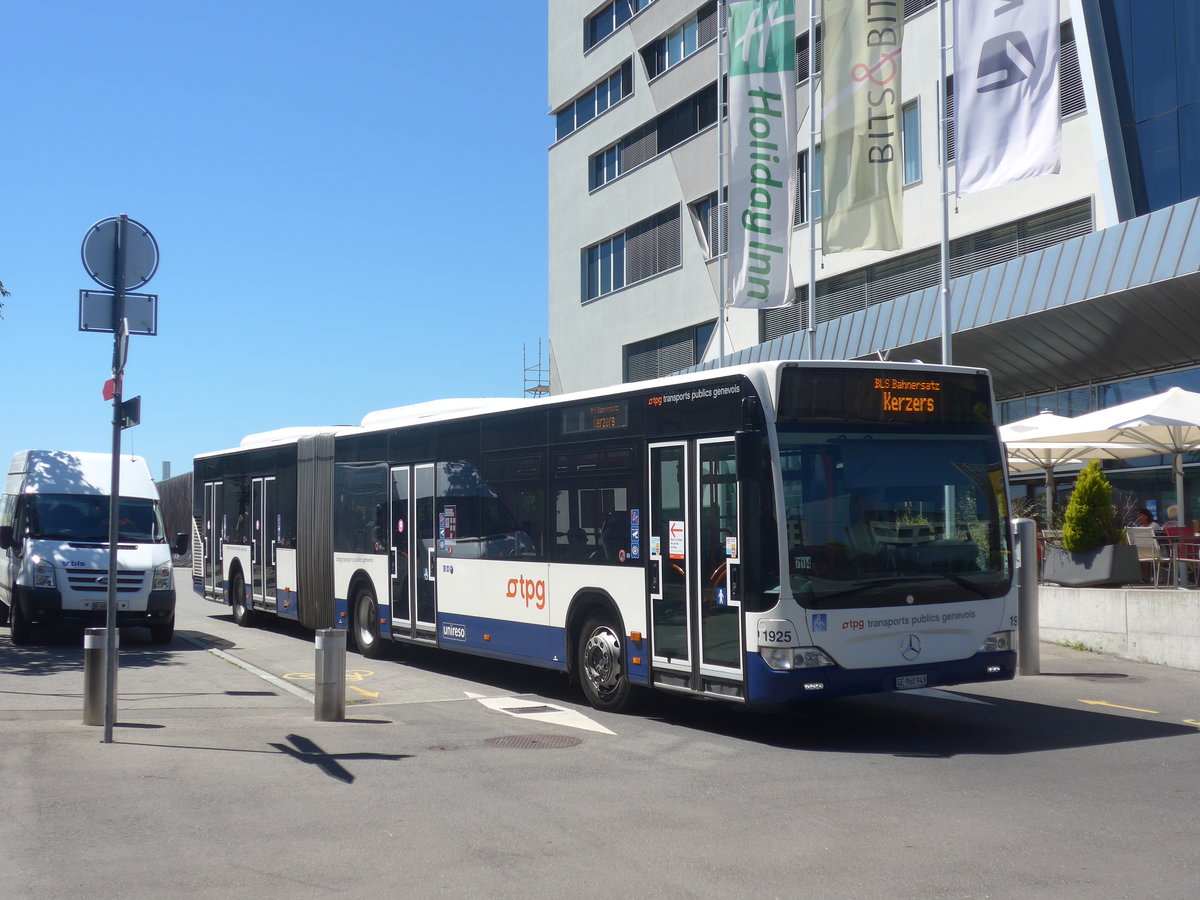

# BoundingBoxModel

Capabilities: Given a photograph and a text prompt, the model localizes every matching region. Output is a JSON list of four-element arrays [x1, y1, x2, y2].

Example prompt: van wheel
[[9, 600, 32, 645], [353, 588, 384, 659], [578, 613, 633, 712], [150, 616, 174, 645], [231, 574, 256, 627]]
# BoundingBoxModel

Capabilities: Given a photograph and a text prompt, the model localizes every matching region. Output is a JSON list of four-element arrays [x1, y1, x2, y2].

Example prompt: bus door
[[203, 481, 221, 598], [415, 463, 438, 635], [389, 466, 413, 632], [250, 476, 276, 605], [649, 439, 744, 694]]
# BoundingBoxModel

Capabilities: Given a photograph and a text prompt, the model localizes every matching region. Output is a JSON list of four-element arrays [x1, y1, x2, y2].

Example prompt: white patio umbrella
[[1000, 411, 1155, 523], [1009, 388, 1200, 526]]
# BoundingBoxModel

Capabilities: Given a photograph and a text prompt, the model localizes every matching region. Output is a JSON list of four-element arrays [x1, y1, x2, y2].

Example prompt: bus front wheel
[[578, 613, 633, 713]]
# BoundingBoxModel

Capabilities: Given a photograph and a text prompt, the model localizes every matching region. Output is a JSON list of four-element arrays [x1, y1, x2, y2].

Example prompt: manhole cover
[[485, 734, 583, 750]]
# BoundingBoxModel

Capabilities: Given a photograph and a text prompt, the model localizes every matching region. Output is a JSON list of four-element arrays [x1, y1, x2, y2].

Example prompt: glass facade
[[1100, 0, 1200, 215]]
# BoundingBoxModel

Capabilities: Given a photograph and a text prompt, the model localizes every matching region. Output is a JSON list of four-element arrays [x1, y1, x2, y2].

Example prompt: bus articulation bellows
[[191, 361, 1017, 712]]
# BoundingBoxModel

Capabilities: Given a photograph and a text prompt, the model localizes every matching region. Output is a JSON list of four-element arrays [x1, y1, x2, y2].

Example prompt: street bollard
[[314, 627, 346, 722], [1014, 518, 1041, 676], [83, 627, 115, 725]]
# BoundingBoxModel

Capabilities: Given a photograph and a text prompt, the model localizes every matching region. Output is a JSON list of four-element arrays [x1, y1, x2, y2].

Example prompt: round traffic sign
[[81, 216, 159, 291]]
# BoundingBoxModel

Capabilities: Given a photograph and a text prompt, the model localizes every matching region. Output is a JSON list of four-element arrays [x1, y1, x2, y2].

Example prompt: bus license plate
[[896, 674, 927, 689]]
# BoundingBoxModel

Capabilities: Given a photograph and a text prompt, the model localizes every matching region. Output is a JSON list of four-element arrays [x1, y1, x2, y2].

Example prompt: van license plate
[[896, 674, 928, 689], [85, 600, 128, 611]]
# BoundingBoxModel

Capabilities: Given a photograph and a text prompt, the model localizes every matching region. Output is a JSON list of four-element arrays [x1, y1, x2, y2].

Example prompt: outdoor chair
[[1163, 526, 1200, 587], [1124, 526, 1164, 586]]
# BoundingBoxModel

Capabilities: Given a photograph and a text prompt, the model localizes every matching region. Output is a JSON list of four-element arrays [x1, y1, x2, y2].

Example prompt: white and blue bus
[[191, 360, 1017, 711]]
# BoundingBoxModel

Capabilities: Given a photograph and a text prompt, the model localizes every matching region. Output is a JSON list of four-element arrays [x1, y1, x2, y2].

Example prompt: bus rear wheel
[[231, 574, 256, 627], [578, 613, 633, 713], [353, 588, 384, 659]]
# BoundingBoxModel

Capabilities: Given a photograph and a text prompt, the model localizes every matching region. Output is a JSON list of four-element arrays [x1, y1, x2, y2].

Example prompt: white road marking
[[476, 696, 616, 735], [178, 632, 314, 703]]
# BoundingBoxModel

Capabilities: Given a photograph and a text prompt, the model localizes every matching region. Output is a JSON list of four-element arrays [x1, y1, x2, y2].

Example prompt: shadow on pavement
[[0, 624, 209, 677], [635, 686, 1198, 758]]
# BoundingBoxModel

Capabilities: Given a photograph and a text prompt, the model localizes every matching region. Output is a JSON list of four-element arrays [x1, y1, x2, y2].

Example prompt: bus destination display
[[778, 368, 994, 426], [561, 401, 629, 435]]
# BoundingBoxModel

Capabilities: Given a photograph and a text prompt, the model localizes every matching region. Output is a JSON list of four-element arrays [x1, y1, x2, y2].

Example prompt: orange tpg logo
[[506, 575, 546, 610]]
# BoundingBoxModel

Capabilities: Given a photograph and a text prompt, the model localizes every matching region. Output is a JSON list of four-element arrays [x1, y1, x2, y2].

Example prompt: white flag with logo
[[954, 0, 1061, 196], [726, 0, 797, 309]]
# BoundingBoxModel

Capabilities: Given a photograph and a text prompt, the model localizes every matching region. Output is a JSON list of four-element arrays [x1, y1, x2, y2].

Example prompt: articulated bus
[[191, 361, 1017, 712]]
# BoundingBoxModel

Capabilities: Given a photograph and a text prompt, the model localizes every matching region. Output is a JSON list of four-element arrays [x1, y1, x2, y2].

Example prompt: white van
[[0, 450, 184, 645]]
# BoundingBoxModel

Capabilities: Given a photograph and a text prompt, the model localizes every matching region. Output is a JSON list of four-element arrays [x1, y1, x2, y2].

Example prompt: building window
[[555, 59, 634, 142], [903, 0, 935, 18], [902, 101, 921, 185], [624, 321, 716, 382], [589, 82, 718, 190], [582, 205, 681, 302], [794, 147, 823, 226], [762, 199, 1094, 340], [642, 3, 717, 79], [692, 192, 727, 258], [795, 26, 822, 84], [586, 0, 657, 52]]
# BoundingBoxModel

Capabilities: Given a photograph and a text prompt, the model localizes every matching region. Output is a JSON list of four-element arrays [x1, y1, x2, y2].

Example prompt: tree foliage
[[1061, 460, 1119, 553]]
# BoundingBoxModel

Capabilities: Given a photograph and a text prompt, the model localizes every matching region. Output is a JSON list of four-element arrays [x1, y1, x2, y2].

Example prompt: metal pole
[[1014, 518, 1040, 676], [314, 628, 346, 722], [806, 0, 818, 359], [938, 0, 952, 365], [83, 627, 110, 725], [716, 0, 727, 363], [103, 215, 128, 744]]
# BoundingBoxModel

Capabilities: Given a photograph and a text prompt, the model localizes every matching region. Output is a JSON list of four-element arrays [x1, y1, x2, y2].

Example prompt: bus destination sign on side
[[561, 401, 629, 435]]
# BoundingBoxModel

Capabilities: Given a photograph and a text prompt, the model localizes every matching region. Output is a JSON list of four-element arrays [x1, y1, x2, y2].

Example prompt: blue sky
[[1, 1, 550, 480]]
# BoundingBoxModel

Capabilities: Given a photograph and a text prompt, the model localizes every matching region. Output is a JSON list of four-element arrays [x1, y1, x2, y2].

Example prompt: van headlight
[[979, 630, 1014, 653], [33, 557, 57, 589], [152, 562, 173, 591]]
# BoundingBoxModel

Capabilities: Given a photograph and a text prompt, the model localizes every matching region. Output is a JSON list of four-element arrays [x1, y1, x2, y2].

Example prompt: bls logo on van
[[506, 575, 546, 610]]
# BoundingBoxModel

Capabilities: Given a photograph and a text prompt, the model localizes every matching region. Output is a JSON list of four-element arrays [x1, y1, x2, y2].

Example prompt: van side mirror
[[173, 532, 190, 556], [0, 525, 13, 551]]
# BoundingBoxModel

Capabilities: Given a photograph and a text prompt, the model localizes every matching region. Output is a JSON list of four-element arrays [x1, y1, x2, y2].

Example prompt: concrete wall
[[1039, 586, 1200, 671]]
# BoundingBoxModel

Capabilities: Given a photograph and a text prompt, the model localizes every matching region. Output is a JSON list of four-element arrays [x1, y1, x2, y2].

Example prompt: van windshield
[[18, 493, 166, 543]]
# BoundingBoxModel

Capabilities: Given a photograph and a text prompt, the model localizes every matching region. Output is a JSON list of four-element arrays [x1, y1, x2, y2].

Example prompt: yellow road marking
[[1184, 719, 1200, 728], [284, 670, 375, 683], [1079, 699, 1159, 715]]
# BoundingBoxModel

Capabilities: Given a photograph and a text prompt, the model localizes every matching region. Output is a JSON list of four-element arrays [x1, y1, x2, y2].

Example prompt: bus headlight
[[33, 558, 57, 588], [760, 646, 834, 671], [152, 562, 173, 591], [979, 630, 1014, 653]]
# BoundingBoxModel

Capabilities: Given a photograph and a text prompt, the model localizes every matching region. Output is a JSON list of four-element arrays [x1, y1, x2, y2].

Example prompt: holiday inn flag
[[954, 0, 1061, 195], [727, 0, 797, 309], [822, 0, 903, 252]]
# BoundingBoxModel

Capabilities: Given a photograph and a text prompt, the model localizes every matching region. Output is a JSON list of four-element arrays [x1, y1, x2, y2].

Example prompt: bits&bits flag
[[954, 0, 1061, 195], [822, 0, 904, 252], [727, 0, 797, 309]]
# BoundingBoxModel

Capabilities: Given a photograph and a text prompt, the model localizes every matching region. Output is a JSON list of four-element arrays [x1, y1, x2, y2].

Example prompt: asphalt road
[[1, 577, 1197, 899]]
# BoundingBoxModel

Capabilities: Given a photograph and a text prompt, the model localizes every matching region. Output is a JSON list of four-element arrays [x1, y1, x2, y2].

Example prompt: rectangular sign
[[78, 290, 157, 335]]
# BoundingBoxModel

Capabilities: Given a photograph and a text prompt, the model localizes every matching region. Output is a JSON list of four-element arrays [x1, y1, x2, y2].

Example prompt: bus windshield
[[779, 429, 1010, 609], [17, 493, 167, 544]]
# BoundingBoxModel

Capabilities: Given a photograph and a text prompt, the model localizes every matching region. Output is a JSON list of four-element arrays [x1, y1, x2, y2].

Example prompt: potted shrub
[[1043, 460, 1141, 586]]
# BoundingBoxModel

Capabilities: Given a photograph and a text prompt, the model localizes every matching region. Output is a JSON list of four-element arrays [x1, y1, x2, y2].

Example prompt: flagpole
[[806, 0, 818, 360], [717, 0, 728, 364], [938, 0, 952, 365]]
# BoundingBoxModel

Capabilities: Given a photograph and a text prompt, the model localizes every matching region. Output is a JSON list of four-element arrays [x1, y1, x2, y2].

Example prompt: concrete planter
[[1042, 544, 1142, 587]]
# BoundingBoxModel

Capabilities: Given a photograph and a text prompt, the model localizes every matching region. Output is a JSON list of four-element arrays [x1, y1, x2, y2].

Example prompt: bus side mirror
[[735, 432, 763, 482], [173, 532, 189, 556], [0, 525, 14, 551]]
